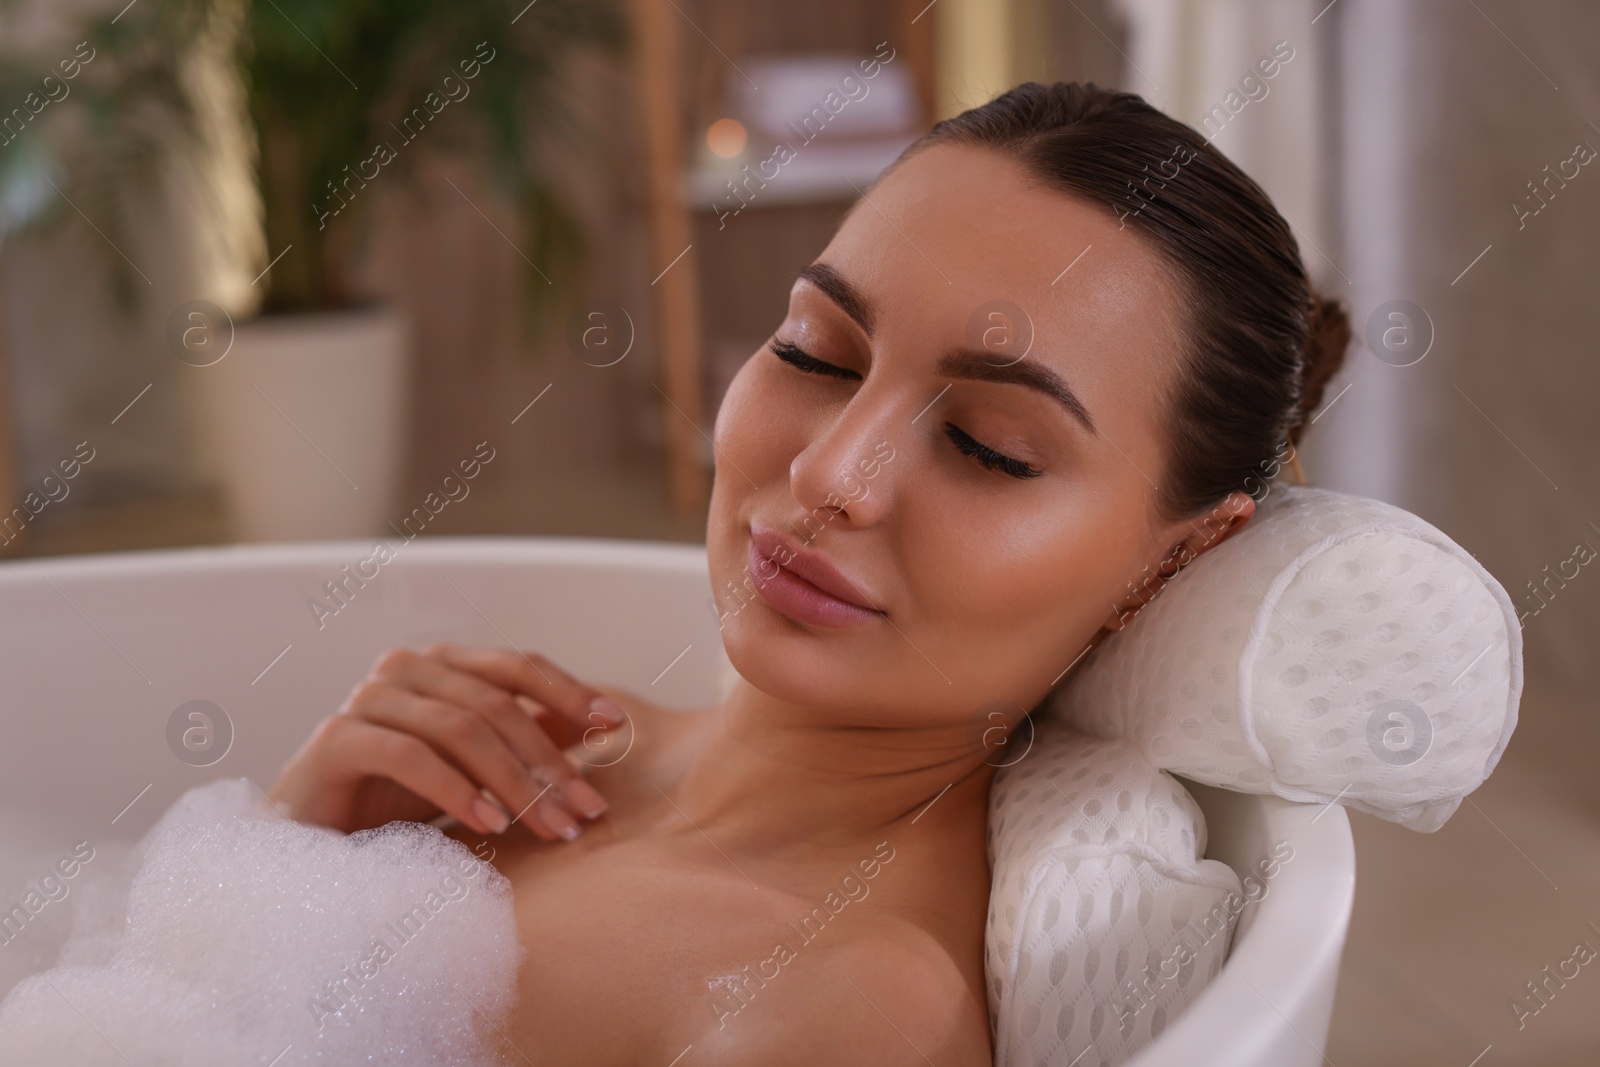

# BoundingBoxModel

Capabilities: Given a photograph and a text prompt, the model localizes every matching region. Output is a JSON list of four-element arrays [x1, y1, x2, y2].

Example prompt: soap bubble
[[0, 778, 522, 1066]]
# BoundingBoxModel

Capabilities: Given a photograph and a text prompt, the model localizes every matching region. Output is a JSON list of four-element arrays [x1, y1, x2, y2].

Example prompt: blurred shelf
[[0, 452, 702, 562], [685, 134, 920, 210], [0, 487, 234, 560]]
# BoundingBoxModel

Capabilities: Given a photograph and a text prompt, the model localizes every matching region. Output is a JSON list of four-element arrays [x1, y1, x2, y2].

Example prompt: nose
[[787, 386, 904, 530]]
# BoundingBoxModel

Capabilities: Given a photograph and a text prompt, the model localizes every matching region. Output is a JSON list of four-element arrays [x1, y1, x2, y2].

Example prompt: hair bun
[[1288, 292, 1352, 446]]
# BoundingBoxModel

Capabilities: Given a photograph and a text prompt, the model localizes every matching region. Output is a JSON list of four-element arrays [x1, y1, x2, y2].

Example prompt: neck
[[659, 676, 998, 855]]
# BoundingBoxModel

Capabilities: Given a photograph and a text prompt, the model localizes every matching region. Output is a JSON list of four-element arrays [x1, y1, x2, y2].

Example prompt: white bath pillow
[[1045, 485, 1522, 832], [986, 723, 1244, 1066]]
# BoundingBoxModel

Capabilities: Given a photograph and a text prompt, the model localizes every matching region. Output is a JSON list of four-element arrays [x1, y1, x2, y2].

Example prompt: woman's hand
[[266, 642, 629, 841]]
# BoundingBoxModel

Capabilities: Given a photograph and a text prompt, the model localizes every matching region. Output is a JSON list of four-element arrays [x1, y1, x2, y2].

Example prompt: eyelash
[[769, 337, 859, 380], [943, 423, 1043, 479], [768, 337, 1043, 480]]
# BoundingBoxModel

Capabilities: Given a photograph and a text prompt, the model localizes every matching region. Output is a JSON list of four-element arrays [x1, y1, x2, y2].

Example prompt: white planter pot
[[195, 305, 410, 542]]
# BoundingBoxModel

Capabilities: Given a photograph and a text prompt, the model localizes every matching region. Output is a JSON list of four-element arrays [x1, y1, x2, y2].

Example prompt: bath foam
[[0, 818, 135, 1003], [0, 778, 523, 1066]]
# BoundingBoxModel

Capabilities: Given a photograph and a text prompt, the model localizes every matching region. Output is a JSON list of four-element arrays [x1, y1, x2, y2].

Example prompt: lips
[[747, 524, 884, 627]]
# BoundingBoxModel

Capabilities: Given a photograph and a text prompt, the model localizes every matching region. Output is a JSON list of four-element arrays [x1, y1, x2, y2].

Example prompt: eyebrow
[[937, 349, 1098, 435], [796, 259, 1098, 436], [797, 262, 874, 336]]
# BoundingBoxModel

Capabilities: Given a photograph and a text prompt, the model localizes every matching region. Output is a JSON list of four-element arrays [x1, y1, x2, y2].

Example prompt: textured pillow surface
[[1045, 486, 1522, 831], [986, 723, 1243, 1067]]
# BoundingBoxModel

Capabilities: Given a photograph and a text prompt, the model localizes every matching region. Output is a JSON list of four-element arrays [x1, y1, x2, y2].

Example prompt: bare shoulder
[[818, 926, 992, 1065], [694, 918, 993, 1067]]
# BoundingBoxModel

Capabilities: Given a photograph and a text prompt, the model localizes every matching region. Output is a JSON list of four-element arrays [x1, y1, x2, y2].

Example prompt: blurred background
[[0, 0, 1596, 1062]]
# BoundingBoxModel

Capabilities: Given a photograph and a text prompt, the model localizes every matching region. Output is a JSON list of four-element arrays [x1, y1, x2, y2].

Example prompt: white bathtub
[[0, 537, 1353, 1066]]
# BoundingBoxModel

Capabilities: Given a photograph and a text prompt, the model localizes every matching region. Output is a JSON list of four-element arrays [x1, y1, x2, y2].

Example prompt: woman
[[268, 82, 1350, 1066]]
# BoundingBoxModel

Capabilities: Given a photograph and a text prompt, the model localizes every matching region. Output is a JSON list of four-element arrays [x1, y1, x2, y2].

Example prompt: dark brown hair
[[896, 82, 1350, 523]]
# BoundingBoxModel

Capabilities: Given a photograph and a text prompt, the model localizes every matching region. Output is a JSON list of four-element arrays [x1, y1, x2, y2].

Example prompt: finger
[[325, 715, 512, 836], [353, 680, 589, 841], [517, 695, 601, 753], [512, 694, 590, 753], [374, 651, 609, 822], [423, 643, 630, 742], [402, 644, 604, 753]]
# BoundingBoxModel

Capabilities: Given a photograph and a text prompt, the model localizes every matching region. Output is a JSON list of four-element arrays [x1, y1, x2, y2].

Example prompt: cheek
[[910, 499, 1147, 701], [949, 528, 1082, 633], [710, 356, 761, 464], [707, 360, 796, 573], [711, 356, 801, 473]]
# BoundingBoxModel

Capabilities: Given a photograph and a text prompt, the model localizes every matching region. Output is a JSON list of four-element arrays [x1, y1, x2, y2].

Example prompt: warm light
[[706, 118, 747, 158]]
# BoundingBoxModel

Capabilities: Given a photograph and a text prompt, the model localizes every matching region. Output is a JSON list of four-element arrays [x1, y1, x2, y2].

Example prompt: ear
[[1100, 491, 1257, 631]]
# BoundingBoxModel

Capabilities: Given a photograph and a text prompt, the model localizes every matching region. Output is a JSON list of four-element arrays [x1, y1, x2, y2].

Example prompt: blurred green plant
[[0, 0, 625, 330], [0, 0, 233, 309]]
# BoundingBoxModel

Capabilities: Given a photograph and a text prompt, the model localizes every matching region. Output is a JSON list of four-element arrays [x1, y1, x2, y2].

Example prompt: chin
[[714, 594, 875, 715], [717, 585, 817, 689]]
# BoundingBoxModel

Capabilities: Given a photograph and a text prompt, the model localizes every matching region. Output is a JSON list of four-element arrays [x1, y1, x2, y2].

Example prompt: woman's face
[[706, 142, 1247, 735]]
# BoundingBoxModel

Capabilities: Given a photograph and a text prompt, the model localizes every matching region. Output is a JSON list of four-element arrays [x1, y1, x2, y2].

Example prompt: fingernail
[[588, 696, 628, 726], [564, 777, 609, 819], [472, 792, 510, 834], [540, 804, 583, 841]]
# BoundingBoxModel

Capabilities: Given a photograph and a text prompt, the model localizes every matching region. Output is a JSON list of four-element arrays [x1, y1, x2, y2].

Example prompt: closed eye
[[771, 337, 1041, 479], [769, 338, 861, 381], [944, 422, 1043, 479]]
